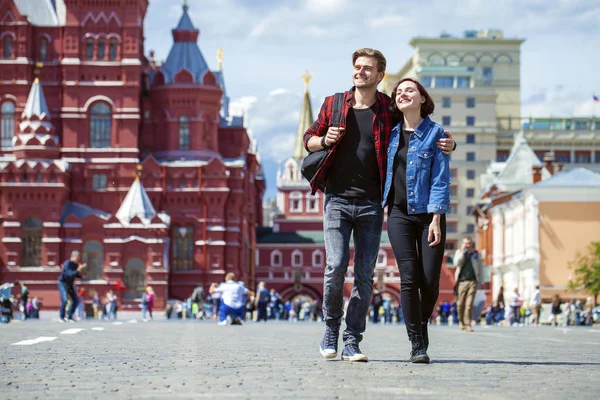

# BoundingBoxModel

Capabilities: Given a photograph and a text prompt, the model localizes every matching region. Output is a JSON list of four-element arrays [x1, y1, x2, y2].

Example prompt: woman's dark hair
[[389, 77, 435, 124], [552, 294, 561, 307]]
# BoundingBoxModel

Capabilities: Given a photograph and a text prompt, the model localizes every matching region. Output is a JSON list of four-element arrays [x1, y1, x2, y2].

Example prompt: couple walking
[[304, 48, 454, 363]]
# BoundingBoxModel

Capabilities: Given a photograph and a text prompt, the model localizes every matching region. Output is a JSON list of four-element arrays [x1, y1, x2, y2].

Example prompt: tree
[[568, 241, 600, 307]]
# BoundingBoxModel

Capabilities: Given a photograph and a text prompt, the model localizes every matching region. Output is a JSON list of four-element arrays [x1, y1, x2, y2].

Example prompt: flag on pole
[[594, 95, 599, 102]]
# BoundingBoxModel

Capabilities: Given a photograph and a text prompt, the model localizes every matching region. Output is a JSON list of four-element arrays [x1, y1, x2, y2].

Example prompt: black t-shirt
[[458, 253, 476, 282], [390, 127, 412, 212], [326, 106, 380, 200]]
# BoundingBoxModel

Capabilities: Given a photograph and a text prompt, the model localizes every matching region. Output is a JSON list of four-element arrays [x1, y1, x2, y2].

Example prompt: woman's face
[[395, 80, 425, 112]]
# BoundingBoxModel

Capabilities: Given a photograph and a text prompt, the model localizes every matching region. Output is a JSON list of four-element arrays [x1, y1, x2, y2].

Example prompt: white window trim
[[270, 250, 282, 267], [291, 249, 303, 267], [289, 191, 302, 213], [376, 249, 387, 267], [306, 192, 319, 213], [312, 249, 324, 267]]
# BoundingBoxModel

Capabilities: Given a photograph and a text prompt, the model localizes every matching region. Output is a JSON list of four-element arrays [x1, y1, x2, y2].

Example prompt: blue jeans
[[322, 194, 384, 345], [219, 303, 245, 322], [58, 282, 79, 320]]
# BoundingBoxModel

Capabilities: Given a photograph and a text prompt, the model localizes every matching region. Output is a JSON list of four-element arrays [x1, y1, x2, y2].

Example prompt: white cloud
[[367, 15, 407, 28], [268, 88, 289, 96]]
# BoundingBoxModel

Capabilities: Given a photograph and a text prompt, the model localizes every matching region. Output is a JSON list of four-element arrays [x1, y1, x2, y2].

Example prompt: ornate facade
[[0, 0, 265, 310]]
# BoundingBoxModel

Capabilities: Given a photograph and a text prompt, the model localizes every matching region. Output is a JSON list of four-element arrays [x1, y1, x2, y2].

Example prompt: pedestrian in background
[[529, 285, 542, 326], [210, 273, 247, 326], [551, 294, 562, 326], [58, 251, 86, 323], [451, 237, 483, 332]]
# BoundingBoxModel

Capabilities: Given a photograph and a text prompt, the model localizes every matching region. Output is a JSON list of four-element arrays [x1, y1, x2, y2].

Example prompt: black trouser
[[257, 302, 268, 322], [387, 205, 446, 340]]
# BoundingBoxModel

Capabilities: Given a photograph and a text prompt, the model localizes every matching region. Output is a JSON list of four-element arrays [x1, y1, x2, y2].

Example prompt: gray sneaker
[[319, 325, 340, 359], [341, 343, 368, 362]]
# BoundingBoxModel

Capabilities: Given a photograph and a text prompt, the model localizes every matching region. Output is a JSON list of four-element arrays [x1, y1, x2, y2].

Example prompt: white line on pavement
[[11, 337, 57, 346], [60, 328, 85, 335], [91, 327, 105, 331], [112, 321, 123, 325], [127, 319, 138, 323]]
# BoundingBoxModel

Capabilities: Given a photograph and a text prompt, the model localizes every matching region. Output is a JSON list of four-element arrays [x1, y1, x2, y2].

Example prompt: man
[[209, 273, 248, 326], [255, 282, 270, 322], [58, 250, 86, 322], [451, 237, 483, 332], [19, 281, 29, 320], [529, 285, 541, 326], [304, 48, 455, 362], [191, 284, 205, 319]]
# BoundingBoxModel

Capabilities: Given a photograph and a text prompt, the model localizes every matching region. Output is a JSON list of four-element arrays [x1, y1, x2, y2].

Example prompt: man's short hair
[[352, 48, 386, 72], [225, 272, 236, 281], [71, 250, 80, 258], [463, 237, 473, 242]]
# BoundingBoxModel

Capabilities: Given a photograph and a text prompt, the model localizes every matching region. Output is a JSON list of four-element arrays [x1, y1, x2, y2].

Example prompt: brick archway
[[279, 284, 322, 303]]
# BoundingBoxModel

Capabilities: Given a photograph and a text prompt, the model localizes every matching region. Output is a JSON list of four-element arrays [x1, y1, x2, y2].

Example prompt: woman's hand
[[428, 214, 442, 247]]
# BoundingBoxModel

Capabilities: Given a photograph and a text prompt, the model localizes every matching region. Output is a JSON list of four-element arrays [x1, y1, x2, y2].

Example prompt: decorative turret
[[156, 1, 212, 85], [292, 70, 314, 161], [13, 77, 60, 159], [115, 166, 158, 226]]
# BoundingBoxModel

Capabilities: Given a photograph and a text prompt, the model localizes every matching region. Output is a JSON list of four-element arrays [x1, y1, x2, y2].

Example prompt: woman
[[383, 78, 451, 363], [145, 286, 155, 321]]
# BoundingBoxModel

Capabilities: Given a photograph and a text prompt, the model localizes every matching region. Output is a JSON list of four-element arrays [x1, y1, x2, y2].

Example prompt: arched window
[[124, 258, 145, 299], [376, 249, 387, 267], [1, 102, 15, 148], [4, 37, 12, 59], [270, 250, 282, 267], [289, 191, 302, 213], [83, 240, 103, 280], [291, 249, 303, 267], [179, 115, 190, 150], [21, 217, 42, 267], [98, 40, 105, 60], [172, 225, 194, 270], [312, 249, 324, 267], [109, 40, 117, 61], [90, 103, 111, 148], [39, 38, 47, 61], [86, 39, 93, 60], [306, 192, 319, 212]]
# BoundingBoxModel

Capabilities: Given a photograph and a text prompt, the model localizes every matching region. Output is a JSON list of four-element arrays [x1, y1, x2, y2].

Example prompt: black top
[[58, 260, 81, 285], [458, 252, 476, 282], [326, 106, 380, 200], [390, 127, 412, 212]]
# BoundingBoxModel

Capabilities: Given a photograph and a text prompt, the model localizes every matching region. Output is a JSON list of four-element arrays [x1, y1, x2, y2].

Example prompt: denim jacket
[[382, 116, 450, 214]]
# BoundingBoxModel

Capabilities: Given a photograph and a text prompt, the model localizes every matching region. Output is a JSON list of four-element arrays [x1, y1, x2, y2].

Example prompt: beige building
[[487, 168, 600, 305]]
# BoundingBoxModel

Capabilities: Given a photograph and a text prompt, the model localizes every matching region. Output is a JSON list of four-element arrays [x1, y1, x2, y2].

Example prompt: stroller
[[0, 282, 15, 323]]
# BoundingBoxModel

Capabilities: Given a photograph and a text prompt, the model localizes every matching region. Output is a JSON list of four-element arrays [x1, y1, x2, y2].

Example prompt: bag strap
[[331, 92, 344, 127]]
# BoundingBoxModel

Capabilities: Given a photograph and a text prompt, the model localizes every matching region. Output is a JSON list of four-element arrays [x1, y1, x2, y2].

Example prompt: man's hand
[[77, 263, 87, 272], [324, 127, 344, 147], [460, 241, 468, 253], [437, 130, 455, 155]]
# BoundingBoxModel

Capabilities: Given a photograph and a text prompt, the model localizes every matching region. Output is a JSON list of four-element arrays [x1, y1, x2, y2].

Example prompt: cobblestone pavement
[[1, 317, 599, 399]]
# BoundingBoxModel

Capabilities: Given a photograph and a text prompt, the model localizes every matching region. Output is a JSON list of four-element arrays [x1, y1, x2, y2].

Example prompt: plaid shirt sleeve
[[303, 96, 333, 150]]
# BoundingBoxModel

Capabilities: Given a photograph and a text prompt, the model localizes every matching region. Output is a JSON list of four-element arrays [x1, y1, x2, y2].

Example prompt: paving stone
[[1, 319, 598, 399]]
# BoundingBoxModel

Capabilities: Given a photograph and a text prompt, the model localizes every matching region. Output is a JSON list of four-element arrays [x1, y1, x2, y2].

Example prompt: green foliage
[[568, 241, 600, 304]]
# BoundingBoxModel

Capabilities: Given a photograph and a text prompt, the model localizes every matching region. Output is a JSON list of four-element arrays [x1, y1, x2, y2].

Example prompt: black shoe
[[341, 343, 368, 362], [409, 335, 430, 364], [319, 324, 340, 359], [421, 323, 429, 352]]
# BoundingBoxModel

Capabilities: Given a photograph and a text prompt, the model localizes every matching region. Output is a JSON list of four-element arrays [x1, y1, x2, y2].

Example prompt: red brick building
[[0, 0, 265, 310]]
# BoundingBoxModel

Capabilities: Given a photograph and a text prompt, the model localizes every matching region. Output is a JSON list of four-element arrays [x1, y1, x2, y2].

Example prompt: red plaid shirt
[[303, 87, 392, 196]]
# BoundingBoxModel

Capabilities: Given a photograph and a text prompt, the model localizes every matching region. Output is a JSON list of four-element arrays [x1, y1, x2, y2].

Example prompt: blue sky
[[144, 0, 600, 199]]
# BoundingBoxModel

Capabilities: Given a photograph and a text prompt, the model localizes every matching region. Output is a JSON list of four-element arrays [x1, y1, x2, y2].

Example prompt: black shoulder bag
[[300, 92, 344, 184]]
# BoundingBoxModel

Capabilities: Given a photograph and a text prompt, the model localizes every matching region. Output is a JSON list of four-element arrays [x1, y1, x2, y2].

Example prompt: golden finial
[[183, 0, 189, 9], [217, 47, 223, 71], [301, 70, 312, 92], [34, 62, 44, 79], [135, 164, 143, 180]]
